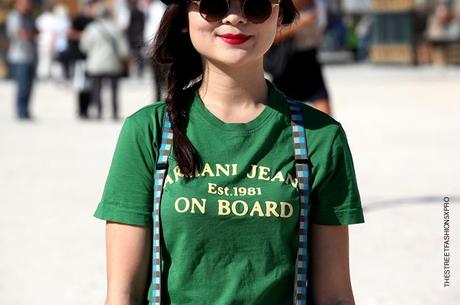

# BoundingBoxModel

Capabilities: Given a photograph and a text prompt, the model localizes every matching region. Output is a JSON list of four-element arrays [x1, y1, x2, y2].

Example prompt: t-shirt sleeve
[[310, 124, 364, 225], [93, 115, 157, 227]]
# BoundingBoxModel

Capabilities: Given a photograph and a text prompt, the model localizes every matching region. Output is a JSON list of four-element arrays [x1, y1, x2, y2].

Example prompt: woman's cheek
[[187, 17, 215, 53], [189, 30, 213, 57]]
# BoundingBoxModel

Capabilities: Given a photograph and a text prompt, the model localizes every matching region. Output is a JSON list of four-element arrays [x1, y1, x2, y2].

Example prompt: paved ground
[[0, 65, 459, 305]]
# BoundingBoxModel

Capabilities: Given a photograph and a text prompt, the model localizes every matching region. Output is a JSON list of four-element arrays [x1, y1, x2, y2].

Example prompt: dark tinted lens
[[243, 0, 272, 23], [200, 0, 229, 22]]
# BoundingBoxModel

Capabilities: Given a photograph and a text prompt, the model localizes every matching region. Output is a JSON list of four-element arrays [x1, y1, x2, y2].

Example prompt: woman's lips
[[218, 34, 251, 45]]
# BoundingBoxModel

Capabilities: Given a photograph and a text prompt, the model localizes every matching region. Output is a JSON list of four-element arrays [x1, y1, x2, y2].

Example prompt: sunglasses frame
[[190, 0, 281, 24]]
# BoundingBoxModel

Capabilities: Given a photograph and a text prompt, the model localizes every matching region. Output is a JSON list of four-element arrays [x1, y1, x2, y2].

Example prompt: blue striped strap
[[151, 112, 173, 305], [287, 99, 312, 305]]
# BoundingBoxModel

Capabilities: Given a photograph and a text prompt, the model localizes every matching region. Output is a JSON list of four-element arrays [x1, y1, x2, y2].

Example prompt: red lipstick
[[218, 33, 251, 45]]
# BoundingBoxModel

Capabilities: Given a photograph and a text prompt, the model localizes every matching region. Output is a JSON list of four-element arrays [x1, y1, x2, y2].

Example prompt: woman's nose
[[222, 0, 247, 24]]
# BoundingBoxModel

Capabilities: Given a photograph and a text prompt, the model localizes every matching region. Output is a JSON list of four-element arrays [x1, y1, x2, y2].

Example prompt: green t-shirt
[[94, 80, 364, 305]]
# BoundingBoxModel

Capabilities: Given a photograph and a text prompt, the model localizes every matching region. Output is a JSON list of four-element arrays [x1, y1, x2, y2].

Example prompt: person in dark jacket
[[67, 0, 95, 119], [126, 0, 145, 77]]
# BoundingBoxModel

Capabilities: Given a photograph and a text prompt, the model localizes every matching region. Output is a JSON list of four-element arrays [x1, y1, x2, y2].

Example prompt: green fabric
[[94, 80, 364, 305]]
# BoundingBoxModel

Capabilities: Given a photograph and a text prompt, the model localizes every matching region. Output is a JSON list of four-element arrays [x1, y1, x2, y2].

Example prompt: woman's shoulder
[[122, 100, 167, 132], [289, 101, 354, 165], [287, 99, 343, 135], [269, 81, 340, 134]]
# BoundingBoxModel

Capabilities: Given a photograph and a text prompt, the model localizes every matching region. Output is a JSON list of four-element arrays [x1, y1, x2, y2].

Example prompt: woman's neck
[[198, 63, 269, 112]]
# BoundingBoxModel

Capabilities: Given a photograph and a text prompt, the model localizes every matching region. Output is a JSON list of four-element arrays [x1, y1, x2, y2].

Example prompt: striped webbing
[[150, 99, 311, 305], [151, 112, 173, 305], [287, 99, 312, 305]]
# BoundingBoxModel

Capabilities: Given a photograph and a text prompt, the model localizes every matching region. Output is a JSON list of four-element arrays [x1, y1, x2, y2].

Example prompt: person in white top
[[144, 0, 167, 44], [6, 0, 37, 120], [52, 4, 71, 79], [80, 5, 129, 120], [36, 4, 56, 79]]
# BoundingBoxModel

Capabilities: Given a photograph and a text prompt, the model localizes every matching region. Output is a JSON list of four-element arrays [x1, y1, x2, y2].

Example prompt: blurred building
[[324, 0, 460, 65]]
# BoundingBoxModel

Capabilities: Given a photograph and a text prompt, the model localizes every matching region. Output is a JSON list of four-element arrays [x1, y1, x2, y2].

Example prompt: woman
[[272, 0, 332, 114], [94, 0, 364, 304], [80, 5, 129, 120]]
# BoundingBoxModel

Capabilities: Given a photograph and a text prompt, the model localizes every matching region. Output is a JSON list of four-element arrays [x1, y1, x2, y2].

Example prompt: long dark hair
[[151, 0, 298, 178]]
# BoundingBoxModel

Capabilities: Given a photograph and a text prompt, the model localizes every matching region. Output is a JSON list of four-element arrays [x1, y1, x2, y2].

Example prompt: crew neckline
[[191, 79, 285, 134]]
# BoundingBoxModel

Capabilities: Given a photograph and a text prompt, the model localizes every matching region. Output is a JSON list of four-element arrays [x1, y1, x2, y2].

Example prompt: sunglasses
[[190, 0, 281, 24]]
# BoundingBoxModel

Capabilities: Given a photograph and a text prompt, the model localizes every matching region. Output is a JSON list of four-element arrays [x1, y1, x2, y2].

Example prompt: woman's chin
[[207, 52, 259, 69]]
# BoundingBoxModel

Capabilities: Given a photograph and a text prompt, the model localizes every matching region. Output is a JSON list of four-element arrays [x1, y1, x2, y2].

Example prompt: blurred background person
[[354, 14, 373, 62], [269, 0, 332, 115], [67, 0, 95, 119], [52, 3, 71, 80], [0, 3, 8, 79], [6, 0, 37, 120], [80, 4, 129, 120], [36, 2, 56, 80], [425, 0, 460, 65], [143, 0, 166, 102], [126, 0, 145, 78]]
